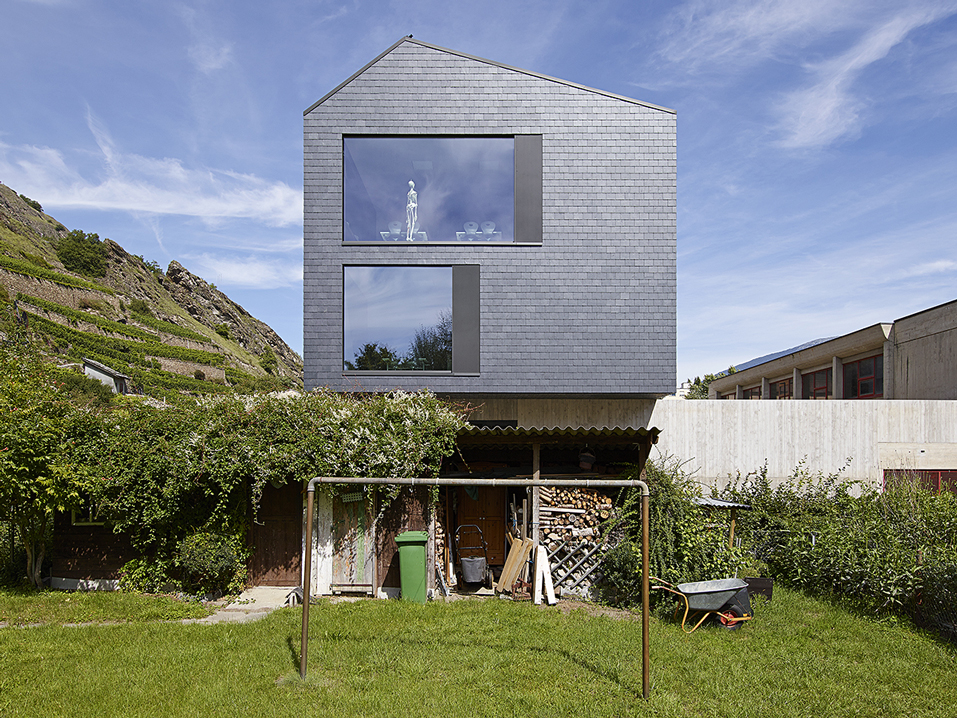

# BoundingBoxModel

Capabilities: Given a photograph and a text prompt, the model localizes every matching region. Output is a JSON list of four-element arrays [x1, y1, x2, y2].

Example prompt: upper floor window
[[742, 386, 762, 400], [844, 354, 883, 399], [344, 136, 515, 243]]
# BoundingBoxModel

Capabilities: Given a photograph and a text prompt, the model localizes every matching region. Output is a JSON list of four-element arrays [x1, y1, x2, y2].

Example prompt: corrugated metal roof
[[457, 425, 659, 447]]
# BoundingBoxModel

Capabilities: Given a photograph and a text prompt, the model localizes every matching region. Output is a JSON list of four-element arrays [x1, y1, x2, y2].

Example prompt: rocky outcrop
[[0, 182, 303, 386], [164, 261, 302, 381]]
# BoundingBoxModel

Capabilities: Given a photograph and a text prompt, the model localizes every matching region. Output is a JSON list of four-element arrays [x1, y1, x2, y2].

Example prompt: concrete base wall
[[649, 400, 957, 489]]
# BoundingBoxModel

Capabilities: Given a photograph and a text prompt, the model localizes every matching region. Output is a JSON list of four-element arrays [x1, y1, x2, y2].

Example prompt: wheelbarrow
[[652, 577, 753, 633], [454, 524, 492, 587]]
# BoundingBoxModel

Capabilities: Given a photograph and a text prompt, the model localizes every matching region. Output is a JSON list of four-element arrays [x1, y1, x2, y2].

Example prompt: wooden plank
[[540, 545, 557, 605], [533, 543, 543, 604], [495, 537, 523, 592], [498, 538, 533, 593]]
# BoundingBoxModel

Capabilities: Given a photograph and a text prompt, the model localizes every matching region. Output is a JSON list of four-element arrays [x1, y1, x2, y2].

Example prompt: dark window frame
[[802, 368, 832, 399], [770, 378, 793, 400], [843, 354, 883, 399], [341, 134, 542, 246], [342, 264, 480, 376]]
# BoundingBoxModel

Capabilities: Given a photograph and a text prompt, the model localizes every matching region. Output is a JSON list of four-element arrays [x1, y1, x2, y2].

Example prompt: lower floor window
[[802, 368, 831, 399], [741, 386, 761, 400], [770, 378, 792, 399], [884, 469, 957, 494], [343, 265, 480, 373], [844, 354, 883, 399]]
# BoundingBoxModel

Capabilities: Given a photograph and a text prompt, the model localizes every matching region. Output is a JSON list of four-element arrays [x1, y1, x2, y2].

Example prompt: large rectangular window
[[343, 266, 479, 373], [343, 136, 541, 244]]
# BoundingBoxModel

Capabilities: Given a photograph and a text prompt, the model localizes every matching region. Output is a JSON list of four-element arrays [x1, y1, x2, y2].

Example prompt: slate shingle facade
[[303, 38, 676, 396]]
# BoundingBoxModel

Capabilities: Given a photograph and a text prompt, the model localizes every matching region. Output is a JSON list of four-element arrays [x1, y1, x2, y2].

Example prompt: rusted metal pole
[[641, 490, 650, 700], [299, 487, 316, 679], [299, 475, 651, 698]]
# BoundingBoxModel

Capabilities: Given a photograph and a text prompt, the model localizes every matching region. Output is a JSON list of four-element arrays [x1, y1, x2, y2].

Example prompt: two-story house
[[294, 37, 677, 597]]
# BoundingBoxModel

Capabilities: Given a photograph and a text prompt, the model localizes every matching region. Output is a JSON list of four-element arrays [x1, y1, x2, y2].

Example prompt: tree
[[55, 229, 107, 277], [408, 310, 452, 371], [685, 366, 736, 399], [345, 342, 402, 371], [0, 352, 97, 587]]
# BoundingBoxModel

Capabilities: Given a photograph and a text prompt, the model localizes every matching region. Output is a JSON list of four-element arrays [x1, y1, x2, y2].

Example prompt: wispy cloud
[[656, 0, 856, 72], [0, 115, 302, 227], [177, 4, 234, 75], [775, 7, 956, 147], [184, 253, 303, 290]]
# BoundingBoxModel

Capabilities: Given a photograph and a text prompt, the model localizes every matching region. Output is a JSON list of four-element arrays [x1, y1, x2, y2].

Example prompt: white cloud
[[775, 8, 956, 148], [903, 259, 957, 277], [0, 118, 302, 227], [657, 0, 858, 71], [177, 4, 234, 75], [184, 253, 303, 290]]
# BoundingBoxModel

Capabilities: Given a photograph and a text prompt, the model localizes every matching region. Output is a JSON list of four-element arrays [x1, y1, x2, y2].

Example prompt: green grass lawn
[[0, 588, 211, 626], [0, 587, 953, 717]]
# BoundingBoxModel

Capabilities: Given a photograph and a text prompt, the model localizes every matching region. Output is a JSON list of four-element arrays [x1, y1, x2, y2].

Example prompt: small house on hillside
[[83, 357, 130, 395]]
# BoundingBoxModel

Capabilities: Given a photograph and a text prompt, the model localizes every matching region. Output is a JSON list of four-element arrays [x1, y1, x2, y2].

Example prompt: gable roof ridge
[[304, 36, 675, 116]]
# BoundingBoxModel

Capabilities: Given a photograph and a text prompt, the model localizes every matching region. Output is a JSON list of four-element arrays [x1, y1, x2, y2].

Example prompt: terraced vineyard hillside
[[0, 182, 302, 397]]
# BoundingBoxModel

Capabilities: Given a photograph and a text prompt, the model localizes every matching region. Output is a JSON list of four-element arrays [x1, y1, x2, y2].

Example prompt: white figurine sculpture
[[406, 180, 418, 241]]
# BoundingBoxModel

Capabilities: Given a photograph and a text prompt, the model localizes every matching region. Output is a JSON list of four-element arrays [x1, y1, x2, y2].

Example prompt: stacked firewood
[[537, 488, 619, 598], [539, 487, 614, 542]]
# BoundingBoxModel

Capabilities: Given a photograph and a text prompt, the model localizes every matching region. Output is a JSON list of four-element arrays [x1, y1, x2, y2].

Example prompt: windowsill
[[343, 370, 454, 376], [341, 241, 541, 247]]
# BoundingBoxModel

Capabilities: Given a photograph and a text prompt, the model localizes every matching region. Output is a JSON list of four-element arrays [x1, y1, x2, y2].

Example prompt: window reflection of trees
[[344, 310, 451, 371]]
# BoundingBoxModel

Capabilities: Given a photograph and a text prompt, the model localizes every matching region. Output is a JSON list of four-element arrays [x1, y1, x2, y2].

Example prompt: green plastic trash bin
[[395, 530, 429, 604]]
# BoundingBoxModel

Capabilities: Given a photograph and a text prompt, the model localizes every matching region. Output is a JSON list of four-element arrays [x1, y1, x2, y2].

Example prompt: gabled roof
[[305, 36, 675, 116], [82, 357, 130, 381]]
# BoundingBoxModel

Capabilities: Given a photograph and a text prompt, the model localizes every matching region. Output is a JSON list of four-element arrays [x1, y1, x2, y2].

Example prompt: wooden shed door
[[331, 495, 375, 592], [249, 481, 302, 586], [456, 487, 506, 565]]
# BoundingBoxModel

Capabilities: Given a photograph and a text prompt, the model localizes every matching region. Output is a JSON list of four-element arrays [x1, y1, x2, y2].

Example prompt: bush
[[597, 457, 747, 608], [19, 194, 42, 212], [215, 324, 230, 339], [53, 369, 114, 406], [175, 533, 246, 596], [118, 558, 178, 594], [721, 464, 957, 624], [260, 345, 278, 374], [56, 230, 107, 277], [129, 298, 150, 316]]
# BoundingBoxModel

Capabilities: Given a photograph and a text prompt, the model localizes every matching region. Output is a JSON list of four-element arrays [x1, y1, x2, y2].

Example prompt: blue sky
[[3, 0, 957, 385]]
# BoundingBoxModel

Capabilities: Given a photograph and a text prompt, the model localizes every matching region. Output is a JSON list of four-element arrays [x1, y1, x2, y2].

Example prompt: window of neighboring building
[[802, 368, 831, 399], [843, 354, 883, 399], [742, 386, 761, 400], [343, 265, 479, 373], [343, 136, 542, 244], [884, 470, 957, 494], [770, 378, 792, 399]]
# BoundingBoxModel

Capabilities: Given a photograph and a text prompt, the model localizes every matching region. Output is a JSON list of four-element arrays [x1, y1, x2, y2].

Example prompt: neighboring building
[[294, 37, 677, 597], [83, 357, 130, 395], [708, 299, 957, 401]]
